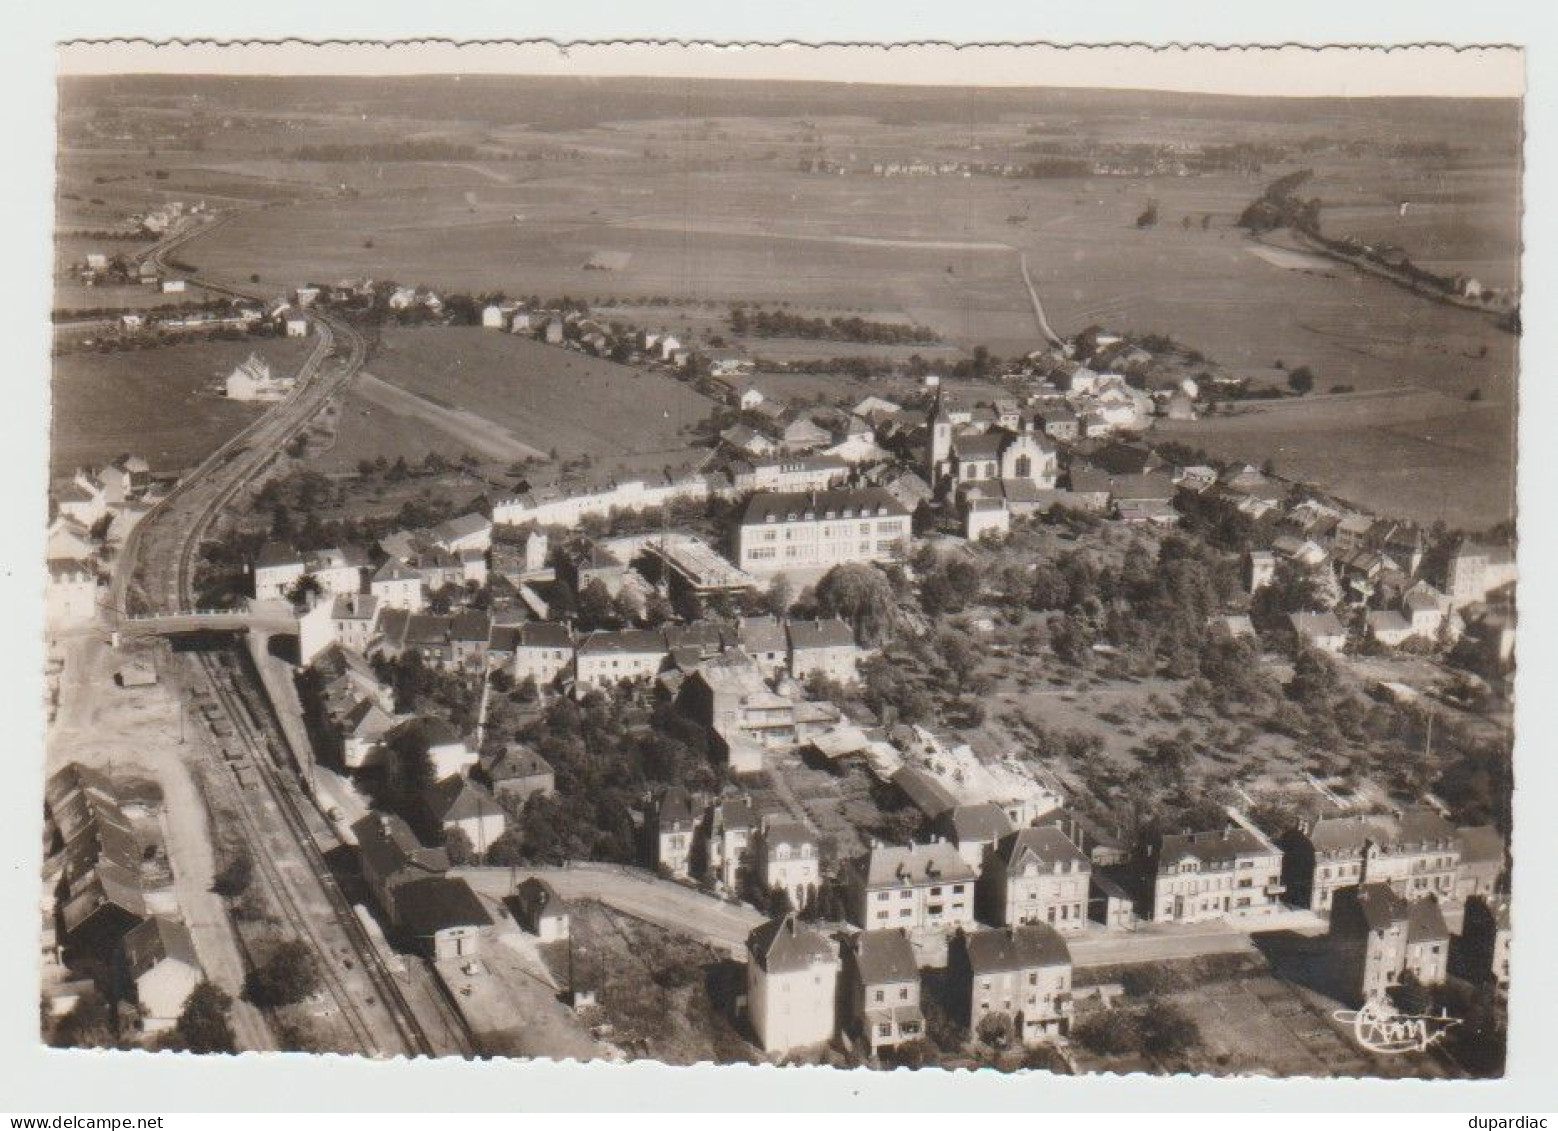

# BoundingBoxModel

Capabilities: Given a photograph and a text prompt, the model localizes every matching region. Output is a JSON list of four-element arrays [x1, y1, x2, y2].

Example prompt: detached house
[[478, 744, 555, 807], [649, 786, 698, 878], [746, 913, 841, 1055], [756, 818, 821, 911], [844, 928, 924, 1054], [706, 794, 758, 894], [953, 923, 1074, 1044], [116, 916, 202, 1035], [423, 775, 506, 857], [787, 618, 861, 685], [1329, 883, 1449, 1005], [253, 542, 305, 601], [933, 803, 1014, 873], [371, 559, 425, 612], [854, 841, 977, 932], [978, 826, 1092, 933], [513, 877, 570, 942], [512, 621, 574, 690], [574, 629, 669, 694], [1153, 827, 1284, 924]]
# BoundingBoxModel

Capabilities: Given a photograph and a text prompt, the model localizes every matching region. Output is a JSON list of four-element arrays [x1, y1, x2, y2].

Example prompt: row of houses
[[746, 914, 1075, 1057], [42, 764, 203, 1036], [48, 456, 154, 628]]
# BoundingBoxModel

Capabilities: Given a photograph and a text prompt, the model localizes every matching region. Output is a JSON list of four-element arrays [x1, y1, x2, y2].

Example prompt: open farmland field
[[359, 326, 716, 472], [59, 75, 1521, 533], [49, 336, 315, 478], [1155, 386, 1515, 529]]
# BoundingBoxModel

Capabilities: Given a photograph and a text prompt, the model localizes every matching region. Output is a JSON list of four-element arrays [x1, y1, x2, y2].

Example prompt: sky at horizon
[[55, 41, 1525, 100]]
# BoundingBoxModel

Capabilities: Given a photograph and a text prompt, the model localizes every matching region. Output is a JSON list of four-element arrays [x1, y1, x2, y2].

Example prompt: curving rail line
[[112, 212, 441, 1056]]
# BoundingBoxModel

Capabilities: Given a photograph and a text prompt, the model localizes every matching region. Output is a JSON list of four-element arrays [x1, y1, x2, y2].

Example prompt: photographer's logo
[[1333, 998, 1460, 1054]]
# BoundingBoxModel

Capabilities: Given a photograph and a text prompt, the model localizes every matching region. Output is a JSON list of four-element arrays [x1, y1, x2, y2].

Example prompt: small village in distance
[[43, 70, 1516, 1079]]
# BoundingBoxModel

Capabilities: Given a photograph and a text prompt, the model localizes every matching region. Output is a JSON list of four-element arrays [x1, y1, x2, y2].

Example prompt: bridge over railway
[[111, 606, 299, 643]]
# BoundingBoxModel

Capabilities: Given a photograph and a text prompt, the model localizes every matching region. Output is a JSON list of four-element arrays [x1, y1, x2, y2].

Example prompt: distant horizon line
[[54, 40, 1525, 100]]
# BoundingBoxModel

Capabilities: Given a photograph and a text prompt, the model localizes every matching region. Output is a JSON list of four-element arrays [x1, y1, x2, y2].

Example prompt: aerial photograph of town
[[41, 43, 1519, 1080]]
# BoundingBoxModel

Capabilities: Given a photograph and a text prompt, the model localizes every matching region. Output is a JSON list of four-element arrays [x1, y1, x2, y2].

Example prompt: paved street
[[456, 864, 765, 957]]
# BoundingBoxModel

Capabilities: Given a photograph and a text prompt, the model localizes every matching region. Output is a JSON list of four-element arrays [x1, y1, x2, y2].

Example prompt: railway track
[[195, 650, 434, 1056], [113, 211, 445, 1056]]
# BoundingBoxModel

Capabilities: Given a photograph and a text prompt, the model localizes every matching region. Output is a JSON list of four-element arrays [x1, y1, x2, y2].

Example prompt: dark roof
[[121, 915, 200, 979], [739, 487, 909, 526], [964, 924, 1071, 974], [424, 775, 503, 824], [519, 621, 573, 649], [850, 928, 919, 986], [352, 812, 449, 879], [995, 826, 1090, 873], [951, 432, 1005, 461], [863, 841, 975, 887], [761, 819, 815, 853], [256, 541, 302, 569], [1158, 828, 1272, 870], [514, 876, 567, 921], [718, 795, 758, 832], [393, 876, 494, 936], [787, 618, 855, 651], [481, 744, 553, 783], [1407, 897, 1450, 944], [655, 786, 696, 829], [936, 803, 1014, 845], [747, 913, 837, 974], [450, 610, 492, 642], [889, 766, 958, 818], [665, 621, 732, 654], [578, 629, 667, 656], [737, 616, 788, 654]]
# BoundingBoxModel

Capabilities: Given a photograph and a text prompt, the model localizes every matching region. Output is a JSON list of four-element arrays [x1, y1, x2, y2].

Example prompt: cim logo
[[1333, 997, 1461, 1055]]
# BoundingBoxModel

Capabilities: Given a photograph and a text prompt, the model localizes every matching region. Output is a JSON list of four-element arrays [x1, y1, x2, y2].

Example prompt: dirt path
[[47, 633, 273, 1050], [353, 369, 548, 463]]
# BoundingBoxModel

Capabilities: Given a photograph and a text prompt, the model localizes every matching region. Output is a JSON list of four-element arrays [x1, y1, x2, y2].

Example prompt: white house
[[285, 316, 309, 338], [423, 775, 507, 857], [746, 914, 840, 1055], [225, 353, 294, 402], [757, 819, 821, 911], [371, 559, 425, 612], [46, 558, 98, 628], [252, 543, 305, 601], [118, 916, 202, 1035]]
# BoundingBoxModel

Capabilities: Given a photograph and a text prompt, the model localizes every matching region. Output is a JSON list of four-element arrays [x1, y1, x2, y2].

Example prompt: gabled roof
[[787, 617, 855, 651], [351, 812, 449, 879], [761, 819, 815, 853], [890, 766, 958, 818], [393, 876, 494, 935], [256, 542, 302, 569], [342, 698, 395, 741], [424, 775, 503, 825], [951, 431, 1006, 461], [1290, 611, 1346, 638], [372, 559, 422, 584], [964, 923, 1071, 974], [519, 621, 573, 649], [850, 928, 918, 986], [514, 876, 567, 922], [995, 826, 1090, 874], [121, 915, 200, 979], [1407, 896, 1450, 944], [578, 629, 667, 656], [935, 803, 1014, 846], [655, 785, 696, 829], [737, 616, 788, 655], [431, 513, 492, 542], [717, 794, 758, 832], [481, 744, 553, 783], [747, 913, 837, 974]]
